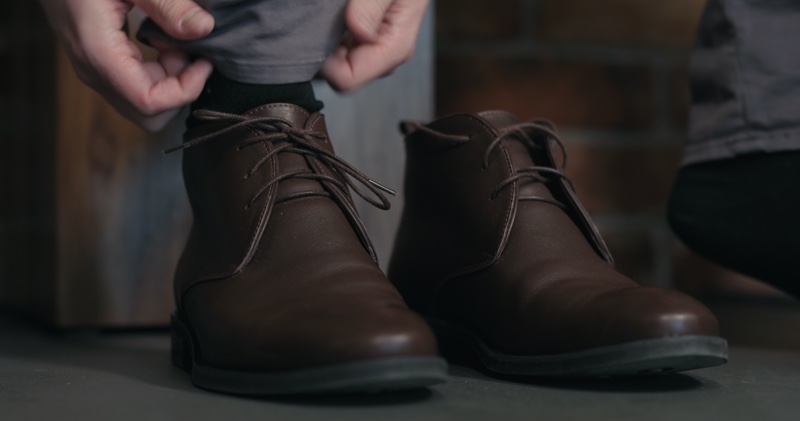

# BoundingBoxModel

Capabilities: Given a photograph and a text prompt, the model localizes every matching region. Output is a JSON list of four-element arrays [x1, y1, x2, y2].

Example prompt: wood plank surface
[[53, 46, 190, 327], [1, 5, 434, 327]]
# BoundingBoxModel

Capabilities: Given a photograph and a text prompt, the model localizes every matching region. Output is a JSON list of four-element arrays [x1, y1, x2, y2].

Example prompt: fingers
[[157, 49, 192, 77], [321, 39, 412, 92], [130, 0, 215, 40], [345, 0, 393, 42], [112, 58, 212, 132], [94, 36, 212, 130], [145, 56, 214, 112], [39, 0, 213, 131], [322, 0, 429, 92], [135, 108, 184, 133], [111, 54, 213, 116]]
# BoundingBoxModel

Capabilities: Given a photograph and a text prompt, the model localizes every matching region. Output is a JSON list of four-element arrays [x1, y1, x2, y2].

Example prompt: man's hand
[[321, 0, 430, 92], [38, 0, 215, 132]]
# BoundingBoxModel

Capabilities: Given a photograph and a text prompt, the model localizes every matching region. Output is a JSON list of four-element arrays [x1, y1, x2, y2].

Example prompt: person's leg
[[668, 0, 800, 297], [138, 0, 446, 395], [669, 153, 800, 297]]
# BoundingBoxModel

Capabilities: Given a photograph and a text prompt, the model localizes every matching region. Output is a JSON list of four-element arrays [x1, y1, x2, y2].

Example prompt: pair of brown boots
[[169, 104, 727, 396]]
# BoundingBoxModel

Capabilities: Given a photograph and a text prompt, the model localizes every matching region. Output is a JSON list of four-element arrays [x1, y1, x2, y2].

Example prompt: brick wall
[[434, 0, 780, 296]]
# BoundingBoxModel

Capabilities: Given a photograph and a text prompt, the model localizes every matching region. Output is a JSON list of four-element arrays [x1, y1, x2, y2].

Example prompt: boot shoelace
[[165, 110, 395, 210], [165, 111, 395, 260], [409, 119, 573, 208], [484, 121, 573, 209], [165, 110, 397, 258]]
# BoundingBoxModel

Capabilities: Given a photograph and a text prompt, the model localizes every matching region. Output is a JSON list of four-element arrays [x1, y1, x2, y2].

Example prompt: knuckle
[[169, 0, 199, 21], [330, 79, 351, 92], [402, 43, 417, 61], [393, 45, 416, 67], [149, 0, 193, 23], [132, 95, 159, 116]]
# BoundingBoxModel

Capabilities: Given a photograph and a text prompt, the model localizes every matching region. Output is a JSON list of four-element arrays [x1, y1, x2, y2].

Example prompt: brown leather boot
[[169, 103, 446, 395], [389, 110, 727, 377]]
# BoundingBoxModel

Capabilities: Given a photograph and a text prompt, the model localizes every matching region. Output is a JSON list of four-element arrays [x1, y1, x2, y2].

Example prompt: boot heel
[[171, 313, 193, 372]]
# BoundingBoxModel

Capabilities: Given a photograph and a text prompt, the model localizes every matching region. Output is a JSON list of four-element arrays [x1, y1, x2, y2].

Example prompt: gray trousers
[[137, 0, 349, 84], [685, 0, 800, 165]]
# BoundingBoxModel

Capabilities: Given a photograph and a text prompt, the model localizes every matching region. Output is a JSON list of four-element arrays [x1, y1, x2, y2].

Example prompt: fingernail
[[181, 9, 214, 36]]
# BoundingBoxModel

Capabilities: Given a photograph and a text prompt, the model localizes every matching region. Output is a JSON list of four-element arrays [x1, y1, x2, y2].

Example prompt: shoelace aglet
[[369, 179, 396, 196], [162, 145, 182, 155]]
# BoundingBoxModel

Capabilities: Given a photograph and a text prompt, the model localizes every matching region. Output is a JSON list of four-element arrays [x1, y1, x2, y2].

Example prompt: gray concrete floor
[[3, 296, 800, 421]]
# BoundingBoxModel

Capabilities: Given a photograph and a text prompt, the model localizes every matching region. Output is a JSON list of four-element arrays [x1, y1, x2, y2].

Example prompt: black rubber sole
[[427, 317, 728, 378], [171, 313, 448, 396]]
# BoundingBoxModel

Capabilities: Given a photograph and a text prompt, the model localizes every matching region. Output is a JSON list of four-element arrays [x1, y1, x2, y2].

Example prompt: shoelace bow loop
[[485, 120, 573, 208]]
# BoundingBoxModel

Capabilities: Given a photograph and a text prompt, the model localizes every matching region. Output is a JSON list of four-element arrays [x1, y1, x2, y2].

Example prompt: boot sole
[[426, 316, 728, 378], [171, 313, 448, 396]]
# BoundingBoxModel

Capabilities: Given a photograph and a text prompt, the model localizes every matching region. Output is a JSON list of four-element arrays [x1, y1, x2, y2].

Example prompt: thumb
[[131, 0, 214, 40], [345, 0, 393, 42]]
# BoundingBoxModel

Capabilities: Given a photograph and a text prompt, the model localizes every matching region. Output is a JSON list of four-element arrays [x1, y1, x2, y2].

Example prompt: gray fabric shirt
[[137, 0, 348, 84], [684, 0, 800, 165]]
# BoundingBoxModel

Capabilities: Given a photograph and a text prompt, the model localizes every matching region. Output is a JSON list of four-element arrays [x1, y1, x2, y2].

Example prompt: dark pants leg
[[670, 0, 800, 296]]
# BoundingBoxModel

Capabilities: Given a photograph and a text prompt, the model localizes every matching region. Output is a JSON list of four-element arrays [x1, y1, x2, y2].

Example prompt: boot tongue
[[243, 103, 331, 202], [243, 103, 312, 128], [477, 110, 522, 131]]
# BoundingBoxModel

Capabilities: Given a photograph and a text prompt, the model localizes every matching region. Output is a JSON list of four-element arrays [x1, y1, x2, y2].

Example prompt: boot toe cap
[[595, 287, 721, 343], [189, 301, 438, 372]]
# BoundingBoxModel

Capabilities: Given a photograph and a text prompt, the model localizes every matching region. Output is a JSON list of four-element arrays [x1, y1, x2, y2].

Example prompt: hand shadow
[[445, 355, 717, 394]]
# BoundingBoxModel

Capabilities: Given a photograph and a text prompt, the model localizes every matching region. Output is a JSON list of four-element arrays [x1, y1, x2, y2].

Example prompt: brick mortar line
[[559, 129, 688, 147], [521, 0, 542, 40], [652, 66, 674, 134], [437, 41, 690, 67]]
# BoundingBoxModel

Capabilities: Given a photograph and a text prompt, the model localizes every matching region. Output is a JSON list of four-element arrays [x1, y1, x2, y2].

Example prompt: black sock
[[187, 72, 323, 128], [667, 152, 800, 297]]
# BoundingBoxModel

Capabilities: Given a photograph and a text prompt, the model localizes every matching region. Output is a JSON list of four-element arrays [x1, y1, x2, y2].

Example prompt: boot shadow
[[0, 314, 440, 406], [446, 362, 715, 393]]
